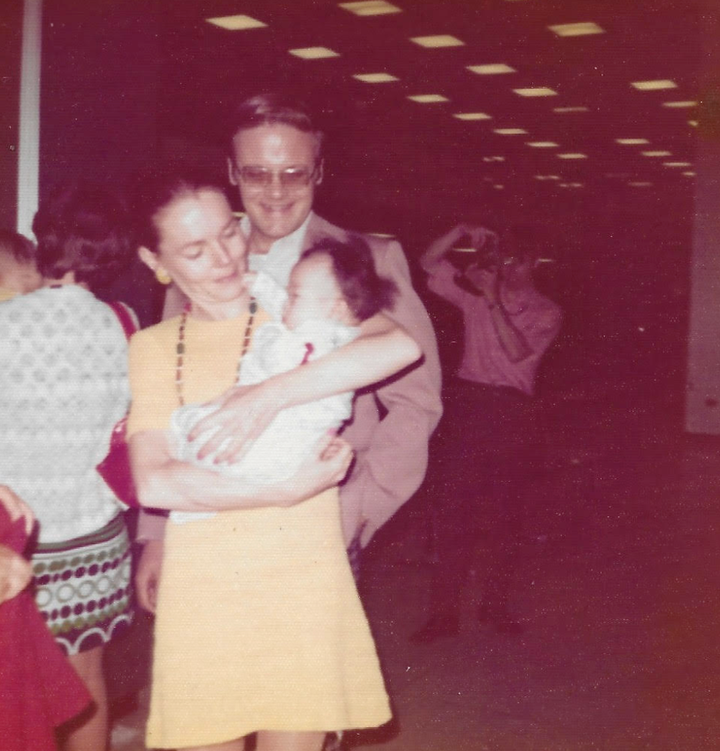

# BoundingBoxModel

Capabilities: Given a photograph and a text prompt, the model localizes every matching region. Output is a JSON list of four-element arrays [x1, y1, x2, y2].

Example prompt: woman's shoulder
[[129, 316, 181, 355]]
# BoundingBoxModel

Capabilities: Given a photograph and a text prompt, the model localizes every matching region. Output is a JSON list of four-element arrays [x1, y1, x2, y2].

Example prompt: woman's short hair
[[0, 229, 35, 264], [32, 183, 131, 289], [132, 172, 228, 254], [226, 93, 324, 162], [301, 235, 397, 322]]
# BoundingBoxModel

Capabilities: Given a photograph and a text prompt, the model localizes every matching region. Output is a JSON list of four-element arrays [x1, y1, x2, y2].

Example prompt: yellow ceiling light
[[514, 87, 558, 97], [549, 22, 604, 37], [663, 161, 692, 167], [629, 181, 653, 186], [616, 138, 650, 145], [560, 182, 584, 188], [642, 150, 672, 157], [534, 175, 561, 181], [467, 64, 516, 75], [494, 128, 527, 134], [557, 153, 587, 159], [289, 47, 340, 59], [408, 94, 449, 103], [206, 14, 267, 30], [662, 100, 698, 108], [688, 120, 699, 127], [368, 232, 396, 238], [410, 35, 465, 47], [553, 106, 589, 113], [494, 185, 505, 189], [527, 141, 559, 148], [482, 156, 506, 162], [454, 112, 492, 120], [339, 1, 401, 15], [631, 80, 677, 90], [353, 72, 399, 83], [683, 171, 696, 177]]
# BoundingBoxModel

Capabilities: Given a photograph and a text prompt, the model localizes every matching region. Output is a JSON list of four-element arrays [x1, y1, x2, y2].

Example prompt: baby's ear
[[332, 297, 355, 326]]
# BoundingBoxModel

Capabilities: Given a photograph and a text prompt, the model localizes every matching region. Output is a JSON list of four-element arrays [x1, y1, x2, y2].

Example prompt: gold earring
[[155, 267, 172, 285]]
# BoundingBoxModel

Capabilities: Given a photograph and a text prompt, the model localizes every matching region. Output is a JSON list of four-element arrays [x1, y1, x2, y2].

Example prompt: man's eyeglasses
[[234, 165, 318, 190]]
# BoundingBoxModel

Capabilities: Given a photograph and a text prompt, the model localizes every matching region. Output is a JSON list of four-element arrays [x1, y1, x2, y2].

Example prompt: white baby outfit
[[169, 273, 359, 524]]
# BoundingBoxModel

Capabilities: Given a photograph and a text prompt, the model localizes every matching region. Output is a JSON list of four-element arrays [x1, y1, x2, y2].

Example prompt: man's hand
[[135, 539, 164, 613], [188, 381, 284, 465], [0, 544, 32, 604], [465, 265, 501, 304], [0, 485, 34, 535]]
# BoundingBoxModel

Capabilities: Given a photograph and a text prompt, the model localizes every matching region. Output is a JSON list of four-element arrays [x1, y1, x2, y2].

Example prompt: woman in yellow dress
[[127, 174, 422, 751]]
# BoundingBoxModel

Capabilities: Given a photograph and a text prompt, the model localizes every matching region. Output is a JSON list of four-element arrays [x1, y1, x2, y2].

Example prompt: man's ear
[[314, 159, 324, 187], [228, 158, 239, 186], [138, 246, 159, 273]]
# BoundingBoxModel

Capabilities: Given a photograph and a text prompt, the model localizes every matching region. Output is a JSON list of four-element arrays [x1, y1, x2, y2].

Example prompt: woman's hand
[[135, 539, 164, 614], [189, 381, 287, 465], [0, 485, 34, 535], [0, 544, 32, 604], [280, 433, 354, 506]]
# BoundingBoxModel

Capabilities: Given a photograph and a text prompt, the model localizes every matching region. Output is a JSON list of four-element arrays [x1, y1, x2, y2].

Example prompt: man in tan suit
[[136, 93, 442, 609]]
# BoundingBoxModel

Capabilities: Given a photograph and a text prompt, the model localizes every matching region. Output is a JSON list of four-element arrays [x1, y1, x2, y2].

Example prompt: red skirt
[[0, 506, 90, 751]]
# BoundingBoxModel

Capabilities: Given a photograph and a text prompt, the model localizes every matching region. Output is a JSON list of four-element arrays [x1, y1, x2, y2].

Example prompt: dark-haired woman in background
[[0, 184, 136, 751]]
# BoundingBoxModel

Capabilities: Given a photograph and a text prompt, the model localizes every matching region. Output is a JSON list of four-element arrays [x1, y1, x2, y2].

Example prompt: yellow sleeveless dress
[[127, 312, 391, 749]]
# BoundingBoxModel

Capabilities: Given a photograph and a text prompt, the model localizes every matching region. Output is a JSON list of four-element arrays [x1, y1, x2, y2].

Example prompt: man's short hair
[[226, 92, 324, 163], [0, 229, 35, 264]]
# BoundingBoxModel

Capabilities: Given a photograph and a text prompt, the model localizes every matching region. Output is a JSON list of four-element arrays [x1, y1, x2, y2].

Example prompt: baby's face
[[283, 255, 345, 329], [0, 260, 42, 295]]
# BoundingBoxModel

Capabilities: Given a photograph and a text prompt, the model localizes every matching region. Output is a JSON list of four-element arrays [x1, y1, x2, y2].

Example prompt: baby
[[169, 235, 398, 524], [0, 229, 42, 301]]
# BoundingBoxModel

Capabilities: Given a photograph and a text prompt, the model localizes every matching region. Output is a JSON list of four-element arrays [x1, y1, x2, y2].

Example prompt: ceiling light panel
[[535, 175, 561, 181], [616, 139, 650, 145], [454, 112, 492, 120], [683, 171, 696, 177], [353, 72, 399, 83], [662, 101, 698, 108], [553, 106, 589, 113], [514, 88, 558, 97], [289, 47, 339, 59], [408, 94, 449, 103], [206, 15, 267, 30], [467, 64, 516, 75], [642, 150, 672, 157], [482, 156, 506, 162], [557, 153, 587, 159], [549, 22, 605, 37], [527, 142, 559, 148], [631, 80, 678, 90], [339, 1, 401, 16], [663, 162, 693, 167], [494, 128, 527, 134], [410, 35, 465, 48], [629, 181, 653, 186]]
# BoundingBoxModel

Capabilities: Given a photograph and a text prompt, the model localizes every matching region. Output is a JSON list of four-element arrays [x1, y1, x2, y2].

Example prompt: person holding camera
[[412, 223, 562, 642]]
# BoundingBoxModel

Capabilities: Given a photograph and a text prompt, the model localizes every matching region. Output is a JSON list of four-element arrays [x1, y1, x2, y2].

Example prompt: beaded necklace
[[175, 297, 258, 406]]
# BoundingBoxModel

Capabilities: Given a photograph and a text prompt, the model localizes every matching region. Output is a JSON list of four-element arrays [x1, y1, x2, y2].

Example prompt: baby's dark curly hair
[[301, 235, 397, 322], [32, 182, 132, 290]]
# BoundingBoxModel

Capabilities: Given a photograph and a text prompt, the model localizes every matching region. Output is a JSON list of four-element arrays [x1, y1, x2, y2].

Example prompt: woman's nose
[[212, 240, 234, 266]]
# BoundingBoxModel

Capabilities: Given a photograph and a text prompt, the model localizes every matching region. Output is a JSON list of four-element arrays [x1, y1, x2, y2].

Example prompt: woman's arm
[[129, 430, 353, 512], [189, 313, 422, 463]]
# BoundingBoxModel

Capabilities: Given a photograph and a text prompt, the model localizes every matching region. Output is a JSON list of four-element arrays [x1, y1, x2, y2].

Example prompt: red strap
[[107, 301, 137, 340]]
